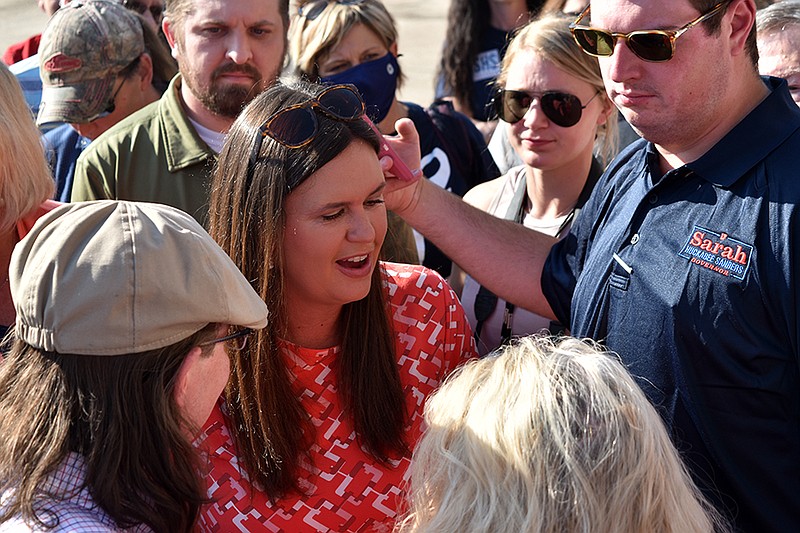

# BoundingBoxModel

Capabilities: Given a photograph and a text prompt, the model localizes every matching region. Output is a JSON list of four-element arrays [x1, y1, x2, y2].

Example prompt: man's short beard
[[181, 60, 267, 119], [199, 83, 259, 118]]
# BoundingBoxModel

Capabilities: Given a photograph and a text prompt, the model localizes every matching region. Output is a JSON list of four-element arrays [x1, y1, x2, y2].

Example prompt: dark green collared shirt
[[72, 74, 216, 226]]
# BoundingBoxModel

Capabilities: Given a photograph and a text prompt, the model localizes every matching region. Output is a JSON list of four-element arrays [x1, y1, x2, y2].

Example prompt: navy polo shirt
[[543, 77, 800, 532]]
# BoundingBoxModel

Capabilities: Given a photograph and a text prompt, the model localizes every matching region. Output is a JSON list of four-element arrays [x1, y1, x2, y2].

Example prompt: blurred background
[[0, 0, 448, 106]]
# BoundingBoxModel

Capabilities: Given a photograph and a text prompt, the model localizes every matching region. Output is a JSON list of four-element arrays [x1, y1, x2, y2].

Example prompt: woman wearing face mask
[[289, 0, 499, 278], [450, 14, 618, 356], [196, 81, 476, 532]]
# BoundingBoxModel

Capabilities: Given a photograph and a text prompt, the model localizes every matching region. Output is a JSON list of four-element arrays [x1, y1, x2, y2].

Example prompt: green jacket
[[72, 75, 216, 225]]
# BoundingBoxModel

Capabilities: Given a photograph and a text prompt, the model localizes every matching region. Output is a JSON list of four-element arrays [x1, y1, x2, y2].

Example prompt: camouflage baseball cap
[[37, 0, 144, 126]]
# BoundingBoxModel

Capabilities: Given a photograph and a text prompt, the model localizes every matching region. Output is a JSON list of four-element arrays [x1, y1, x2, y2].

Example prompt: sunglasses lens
[[301, 0, 328, 20], [628, 32, 673, 61], [541, 93, 583, 128], [264, 107, 317, 148], [496, 90, 532, 123], [573, 28, 616, 56], [318, 86, 364, 120]]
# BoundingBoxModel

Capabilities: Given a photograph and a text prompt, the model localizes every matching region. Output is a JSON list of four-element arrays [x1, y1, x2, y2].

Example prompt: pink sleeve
[[16, 200, 61, 239]]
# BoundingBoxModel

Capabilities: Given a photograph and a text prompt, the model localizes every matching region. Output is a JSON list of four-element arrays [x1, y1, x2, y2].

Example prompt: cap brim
[[36, 76, 115, 126]]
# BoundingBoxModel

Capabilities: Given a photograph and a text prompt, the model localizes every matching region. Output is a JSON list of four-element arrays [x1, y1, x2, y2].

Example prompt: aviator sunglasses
[[247, 84, 365, 186], [569, 0, 729, 62], [494, 89, 599, 127]]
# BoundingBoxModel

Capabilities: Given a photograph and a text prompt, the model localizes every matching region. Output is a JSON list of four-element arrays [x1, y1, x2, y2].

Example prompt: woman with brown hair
[[198, 80, 475, 531]]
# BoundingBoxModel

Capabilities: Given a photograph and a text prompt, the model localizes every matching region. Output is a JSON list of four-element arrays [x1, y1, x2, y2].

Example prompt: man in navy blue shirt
[[387, 0, 799, 531]]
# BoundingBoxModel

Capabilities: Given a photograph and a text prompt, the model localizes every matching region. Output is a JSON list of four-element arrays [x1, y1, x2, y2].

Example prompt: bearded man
[[71, 0, 288, 224]]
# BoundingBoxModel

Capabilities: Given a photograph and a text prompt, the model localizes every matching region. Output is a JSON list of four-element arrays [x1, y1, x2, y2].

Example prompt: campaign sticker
[[678, 226, 753, 281]]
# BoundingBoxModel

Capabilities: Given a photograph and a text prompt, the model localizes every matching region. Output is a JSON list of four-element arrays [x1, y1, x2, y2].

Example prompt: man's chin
[[203, 87, 257, 118]]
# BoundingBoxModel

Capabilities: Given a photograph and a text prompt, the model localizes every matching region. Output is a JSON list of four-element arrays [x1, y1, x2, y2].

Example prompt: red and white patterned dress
[[196, 263, 476, 532]]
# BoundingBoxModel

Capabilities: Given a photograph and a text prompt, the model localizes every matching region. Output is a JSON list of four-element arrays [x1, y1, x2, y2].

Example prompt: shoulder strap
[[473, 169, 526, 343]]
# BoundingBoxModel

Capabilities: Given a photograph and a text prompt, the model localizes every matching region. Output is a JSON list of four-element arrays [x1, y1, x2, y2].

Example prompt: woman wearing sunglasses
[[195, 81, 476, 532], [451, 14, 618, 356], [289, 0, 499, 279]]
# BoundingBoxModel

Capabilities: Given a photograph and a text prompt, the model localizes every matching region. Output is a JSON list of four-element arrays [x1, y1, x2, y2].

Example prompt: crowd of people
[[1, 0, 799, 531]]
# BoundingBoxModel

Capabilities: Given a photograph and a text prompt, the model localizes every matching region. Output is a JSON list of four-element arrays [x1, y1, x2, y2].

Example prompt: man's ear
[[172, 345, 203, 412], [726, 0, 757, 58], [162, 18, 180, 59], [137, 53, 155, 89]]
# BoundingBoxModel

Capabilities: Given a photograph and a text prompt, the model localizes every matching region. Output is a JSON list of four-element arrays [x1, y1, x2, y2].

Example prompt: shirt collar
[[686, 76, 800, 187]]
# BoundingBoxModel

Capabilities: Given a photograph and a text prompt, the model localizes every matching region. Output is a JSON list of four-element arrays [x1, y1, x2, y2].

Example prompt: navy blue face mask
[[320, 53, 398, 123]]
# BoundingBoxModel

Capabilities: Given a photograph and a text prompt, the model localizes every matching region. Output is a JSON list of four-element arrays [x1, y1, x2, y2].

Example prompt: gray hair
[[757, 0, 800, 35]]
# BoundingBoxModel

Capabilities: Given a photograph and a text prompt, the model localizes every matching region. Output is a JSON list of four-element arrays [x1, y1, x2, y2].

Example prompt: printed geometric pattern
[[196, 263, 476, 532]]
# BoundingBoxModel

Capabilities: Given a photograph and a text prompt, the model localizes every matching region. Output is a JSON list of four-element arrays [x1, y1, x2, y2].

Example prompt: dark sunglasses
[[246, 84, 365, 187], [494, 89, 599, 127], [122, 0, 165, 22], [569, 1, 729, 62], [198, 328, 253, 351], [298, 0, 366, 21]]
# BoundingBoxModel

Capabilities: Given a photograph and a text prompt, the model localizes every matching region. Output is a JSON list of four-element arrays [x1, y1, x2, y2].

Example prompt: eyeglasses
[[493, 89, 600, 127], [198, 328, 253, 351], [247, 84, 365, 187], [122, 0, 165, 23], [298, 0, 366, 21], [569, 1, 729, 62]]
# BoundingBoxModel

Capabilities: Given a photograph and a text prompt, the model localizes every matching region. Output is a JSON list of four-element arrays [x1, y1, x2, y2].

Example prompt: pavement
[[0, 0, 449, 106]]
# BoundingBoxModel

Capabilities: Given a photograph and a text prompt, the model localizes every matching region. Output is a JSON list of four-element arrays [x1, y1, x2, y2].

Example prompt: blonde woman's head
[[399, 335, 724, 533]]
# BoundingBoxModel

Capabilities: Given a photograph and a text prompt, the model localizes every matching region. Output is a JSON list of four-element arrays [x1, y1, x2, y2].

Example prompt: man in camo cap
[[37, 0, 166, 202], [37, 0, 150, 127]]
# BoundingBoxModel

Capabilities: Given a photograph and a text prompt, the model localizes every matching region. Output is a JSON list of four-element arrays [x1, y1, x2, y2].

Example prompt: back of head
[[0, 200, 268, 531], [497, 13, 618, 164], [400, 335, 722, 533], [0, 63, 54, 234], [289, 0, 401, 82], [37, 0, 146, 126]]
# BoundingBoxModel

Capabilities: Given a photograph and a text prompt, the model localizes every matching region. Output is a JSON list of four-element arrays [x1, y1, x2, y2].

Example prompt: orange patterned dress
[[196, 263, 476, 532]]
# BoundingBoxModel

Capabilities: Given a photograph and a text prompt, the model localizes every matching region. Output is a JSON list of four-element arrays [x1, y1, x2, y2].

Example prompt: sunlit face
[[758, 25, 800, 107], [164, 0, 286, 119], [282, 140, 387, 315], [316, 22, 393, 77], [505, 53, 608, 174], [591, 0, 731, 148]]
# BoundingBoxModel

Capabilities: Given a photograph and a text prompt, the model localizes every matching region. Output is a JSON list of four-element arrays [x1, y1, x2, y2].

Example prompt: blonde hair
[[288, 0, 404, 86], [0, 63, 54, 234], [398, 335, 725, 533], [497, 14, 618, 166]]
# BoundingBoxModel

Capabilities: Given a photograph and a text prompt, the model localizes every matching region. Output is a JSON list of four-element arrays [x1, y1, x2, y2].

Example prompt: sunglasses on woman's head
[[298, 0, 366, 21], [569, 0, 729, 62], [246, 84, 366, 188], [494, 89, 599, 127]]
